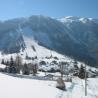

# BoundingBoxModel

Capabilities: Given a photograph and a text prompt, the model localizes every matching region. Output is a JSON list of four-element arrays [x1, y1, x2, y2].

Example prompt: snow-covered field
[[0, 72, 97, 98], [0, 32, 97, 98]]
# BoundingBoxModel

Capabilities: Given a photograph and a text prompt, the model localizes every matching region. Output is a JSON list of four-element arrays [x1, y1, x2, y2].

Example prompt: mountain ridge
[[0, 15, 98, 67]]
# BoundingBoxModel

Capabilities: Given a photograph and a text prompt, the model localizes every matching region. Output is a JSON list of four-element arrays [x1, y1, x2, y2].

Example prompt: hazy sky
[[0, 0, 98, 20]]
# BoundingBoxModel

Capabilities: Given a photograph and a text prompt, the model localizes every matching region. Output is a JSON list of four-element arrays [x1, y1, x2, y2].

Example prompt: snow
[[0, 73, 58, 98], [16, 25, 68, 59], [0, 72, 98, 98], [0, 17, 97, 98], [59, 16, 80, 23], [0, 64, 6, 69], [59, 16, 95, 24], [0, 29, 73, 65], [82, 78, 98, 98], [0, 33, 71, 66]]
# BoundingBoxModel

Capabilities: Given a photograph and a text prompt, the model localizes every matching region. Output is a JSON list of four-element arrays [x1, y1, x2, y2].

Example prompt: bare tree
[[32, 63, 38, 76], [15, 54, 22, 73], [59, 62, 68, 78]]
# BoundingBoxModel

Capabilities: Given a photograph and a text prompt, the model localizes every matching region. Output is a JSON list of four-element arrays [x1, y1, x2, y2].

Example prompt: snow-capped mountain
[[0, 15, 98, 67]]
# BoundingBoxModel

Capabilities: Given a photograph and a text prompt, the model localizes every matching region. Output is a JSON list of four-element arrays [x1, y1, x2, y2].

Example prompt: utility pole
[[85, 64, 87, 96]]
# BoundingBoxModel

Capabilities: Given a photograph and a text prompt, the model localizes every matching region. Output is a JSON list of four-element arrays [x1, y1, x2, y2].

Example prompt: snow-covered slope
[[21, 25, 66, 58], [0, 72, 97, 98], [0, 15, 98, 66]]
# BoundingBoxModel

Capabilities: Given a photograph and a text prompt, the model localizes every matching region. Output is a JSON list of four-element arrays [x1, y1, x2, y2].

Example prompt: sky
[[0, 0, 98, 20]]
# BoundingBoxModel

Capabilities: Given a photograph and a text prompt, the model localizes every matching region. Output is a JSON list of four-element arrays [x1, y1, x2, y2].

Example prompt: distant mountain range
[[0, 15, 98, 67]]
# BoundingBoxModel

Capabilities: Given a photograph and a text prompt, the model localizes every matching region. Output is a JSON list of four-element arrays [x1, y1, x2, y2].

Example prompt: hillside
[[0, 15, 98, 66]]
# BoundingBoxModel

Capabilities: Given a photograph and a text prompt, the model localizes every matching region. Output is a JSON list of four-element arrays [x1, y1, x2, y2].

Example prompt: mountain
[[0, 15, 98, 67], [59, 16, 98, 66]]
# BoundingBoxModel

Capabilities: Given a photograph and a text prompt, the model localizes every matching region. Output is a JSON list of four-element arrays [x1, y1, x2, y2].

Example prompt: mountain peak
[[59, 16, 97, 23]]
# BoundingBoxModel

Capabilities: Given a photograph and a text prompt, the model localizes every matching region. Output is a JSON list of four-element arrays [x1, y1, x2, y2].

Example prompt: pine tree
[[22, 63, 30, 75], [78, 64, 85, 79], [6, 60, 10, 66], [9, 56, 16, 73], [1, 59, 5, 64]]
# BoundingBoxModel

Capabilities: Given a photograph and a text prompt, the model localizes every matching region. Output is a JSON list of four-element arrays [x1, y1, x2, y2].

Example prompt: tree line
[[1, 55, 38, 75]]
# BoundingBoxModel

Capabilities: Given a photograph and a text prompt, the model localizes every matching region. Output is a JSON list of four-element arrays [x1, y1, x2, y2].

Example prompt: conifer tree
[[9, 56, 16, 73], [1, 59, 5, 64], [22, 63, 30, 75], [78, 64, 85, 79]]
